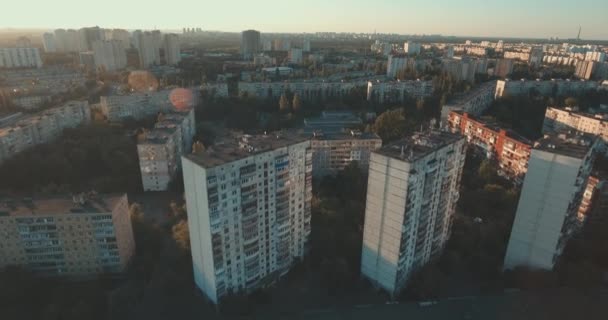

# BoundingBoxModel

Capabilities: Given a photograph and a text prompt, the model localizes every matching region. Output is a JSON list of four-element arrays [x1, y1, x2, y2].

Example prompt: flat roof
[[375, 130, 464, 162], [309, 131, 381, 141], [0, 194, 124, 217], [534, 132, 597, 159], [184, 130, 309, 168]]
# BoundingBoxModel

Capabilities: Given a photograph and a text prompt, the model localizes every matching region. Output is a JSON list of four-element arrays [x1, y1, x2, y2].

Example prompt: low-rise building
[[238, 80, 367, 102], [495, 79, 599, 99], [0, 101, 90, 164], [0, 193, 135, 277], [441, 81, 496, 122], [366, 80, 434, 104], [137, 109, 196, 191], [448, 111, 532, 179], [543, 106, 608, 144], [100, 88, 198, 121]]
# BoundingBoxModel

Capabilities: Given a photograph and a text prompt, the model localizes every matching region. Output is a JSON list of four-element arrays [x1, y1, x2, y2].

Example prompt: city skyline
[[2, 0, 608, 40]]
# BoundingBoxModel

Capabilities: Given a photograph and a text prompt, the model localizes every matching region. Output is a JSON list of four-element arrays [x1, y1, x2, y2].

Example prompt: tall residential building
[[529, 46, 544, 67], [42, 33, 56, 53], [361, 130, 466, 297], [137, 109, 195, 191], [503, 133, 600, 270], [241, 30, 261, 60], [0, 47, 42, 68], [575, 60, 597, 80], [288, 48, 303, 64], [163, 34, 181, 65], [182, 131, 312, 303], [585, 51, 606, 62], [134, 31, 160, 68], [403, 41, 421, 55], [387, 54, 408, 78], [92, 40, 127, 72], [303, 40, 311, 52], [0, 194, 135, 277], [494, 59, 514, 78]]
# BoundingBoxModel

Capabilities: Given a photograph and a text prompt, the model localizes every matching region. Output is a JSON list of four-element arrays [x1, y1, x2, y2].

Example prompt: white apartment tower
[[182, 132, 312, 303], [92, 40, 127, 72], [163, 34, 181, 65], [503, 133, 600, 270], [135, 31, 160, 68], [361, 130, 466, 297]]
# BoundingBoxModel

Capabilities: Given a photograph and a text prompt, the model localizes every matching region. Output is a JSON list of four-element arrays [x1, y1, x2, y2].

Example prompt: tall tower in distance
[[360, 129, 466, 298], [241, 30, 261, 60]]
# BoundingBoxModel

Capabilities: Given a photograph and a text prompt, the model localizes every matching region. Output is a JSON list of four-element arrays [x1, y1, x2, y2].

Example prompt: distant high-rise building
[[403, 41, 421, 55], [92, 40, 127, 72], [288, 48, 303, 64], [386, 54, 408, 78], [575, 60, 597, 80], [81, 26, 104, 51], [182, 131, 312, 303], [503, 133, 601, 270], [446, 46, 454, 59], [303, 40, 311, 52], [494, 59, 514, 78], [0, 47, 43, 68], [361, 130, 466, 297], [529, 46, 544, 67], [163, 34, 181, 65], [241, 30, 261, 60], [42, 33, 56, 53], [134, 31, 160, 68]]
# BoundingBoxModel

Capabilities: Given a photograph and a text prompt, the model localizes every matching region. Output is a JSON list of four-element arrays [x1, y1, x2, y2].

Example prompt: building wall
[[503, 149, 590, 270], [311, 136, 382, 177], [366, 80, 434, 104], [0, 48, 43, 68], [0, 195, 133, 277], [182, 140, 312, 303], [361, 135, 466, 296]]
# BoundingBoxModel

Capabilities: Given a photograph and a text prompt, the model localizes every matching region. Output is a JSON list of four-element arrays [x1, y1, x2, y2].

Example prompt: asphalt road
[[251, 288, 608, 320]]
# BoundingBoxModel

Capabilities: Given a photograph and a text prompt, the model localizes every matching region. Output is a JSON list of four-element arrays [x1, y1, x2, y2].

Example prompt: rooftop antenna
[[577, 26, 581, 41]]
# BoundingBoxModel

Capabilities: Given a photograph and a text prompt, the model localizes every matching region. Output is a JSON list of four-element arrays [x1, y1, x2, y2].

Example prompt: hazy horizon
[[2, 0, 608, 40]]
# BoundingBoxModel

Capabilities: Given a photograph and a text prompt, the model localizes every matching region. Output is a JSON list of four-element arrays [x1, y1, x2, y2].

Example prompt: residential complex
[[441, 81, 496, 122], [100, 88, 197, 121], [503, 132, 601, 270], [495, 79, 599, 99], [0, 101, 91, 164], [182, 131, 312, 303], [447, 111, 532, 179], [361, 130, 466, 297], [92, 40, 127, 72], [366, 80, 434, 104], [386, 54, 408, 78], [0, 193, 135, 277], [163, 34, 181, 66], [238, 80, 367, 102], [137, 109, 196, 191], [0, 47, 43, 69]]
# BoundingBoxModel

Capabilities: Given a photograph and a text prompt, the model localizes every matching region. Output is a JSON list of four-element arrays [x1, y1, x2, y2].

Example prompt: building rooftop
[[309, 129, 381, 141], [534, 132, 597, 159], [375, 130, 464, 162], [304, 111, 363, 134], [0, 193, 124, 217], [184, 130, 309, 168]]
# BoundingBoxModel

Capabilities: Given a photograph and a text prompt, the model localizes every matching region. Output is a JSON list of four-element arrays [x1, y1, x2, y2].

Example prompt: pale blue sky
[[3, 0, 608, 40]]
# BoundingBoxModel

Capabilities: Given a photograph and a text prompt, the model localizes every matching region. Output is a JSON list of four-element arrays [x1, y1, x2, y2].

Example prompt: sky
[[3, 0, 608, 40]]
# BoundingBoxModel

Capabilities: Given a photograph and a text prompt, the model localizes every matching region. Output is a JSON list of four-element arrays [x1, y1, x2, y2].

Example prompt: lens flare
[[128, 70, 159, 92], [169, 88, 194, 110]]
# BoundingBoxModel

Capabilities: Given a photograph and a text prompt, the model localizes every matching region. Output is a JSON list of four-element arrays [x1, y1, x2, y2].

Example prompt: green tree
[[564, 97, 578, 108], [372, 108, 407, 142]]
